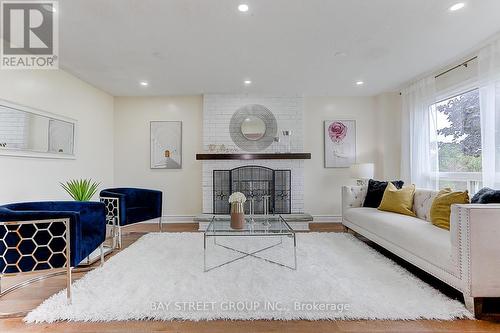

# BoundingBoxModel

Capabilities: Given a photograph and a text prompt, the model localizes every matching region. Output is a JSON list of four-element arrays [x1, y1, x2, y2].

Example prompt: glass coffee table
[[203, 215, 297, 272]]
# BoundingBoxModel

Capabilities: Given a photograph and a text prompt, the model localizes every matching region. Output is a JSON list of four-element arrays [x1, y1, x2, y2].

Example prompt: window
[[433, 89, 483, 192]]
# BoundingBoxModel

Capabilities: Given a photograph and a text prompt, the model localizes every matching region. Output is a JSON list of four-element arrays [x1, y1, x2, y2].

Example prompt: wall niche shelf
[[196, 153, 311, 160]]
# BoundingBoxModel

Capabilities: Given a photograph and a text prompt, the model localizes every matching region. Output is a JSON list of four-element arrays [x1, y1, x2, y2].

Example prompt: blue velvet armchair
[[99, 188, 163, 248], [0, 201, 107, 306]]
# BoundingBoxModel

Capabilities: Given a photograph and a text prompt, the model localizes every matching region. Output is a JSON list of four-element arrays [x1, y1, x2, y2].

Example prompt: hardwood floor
[[2, 317, 500, 333], [1, 222, 499, 333]]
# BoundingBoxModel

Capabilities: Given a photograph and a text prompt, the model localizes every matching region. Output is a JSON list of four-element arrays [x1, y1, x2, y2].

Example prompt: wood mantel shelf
[[196, 153, 311, 160]]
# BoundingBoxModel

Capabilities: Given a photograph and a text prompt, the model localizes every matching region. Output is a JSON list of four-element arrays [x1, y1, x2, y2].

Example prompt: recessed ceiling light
[[356, 81, 364, 86], [139, 81, 149, 86], [238, 4, 249, 12], [449, 2, 465, 11], [244, 79, 252, 85]]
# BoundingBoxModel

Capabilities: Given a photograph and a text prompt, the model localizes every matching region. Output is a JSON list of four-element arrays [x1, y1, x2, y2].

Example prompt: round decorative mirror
[[229, 104, 277, 152], [241, 116, 266, 141]]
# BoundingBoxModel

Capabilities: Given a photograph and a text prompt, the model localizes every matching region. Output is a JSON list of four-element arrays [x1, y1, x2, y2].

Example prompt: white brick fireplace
[[202, 95, 305, 214]]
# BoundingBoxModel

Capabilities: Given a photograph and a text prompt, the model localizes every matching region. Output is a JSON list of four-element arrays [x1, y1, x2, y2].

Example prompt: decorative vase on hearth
[[230, 202, 245, 229]]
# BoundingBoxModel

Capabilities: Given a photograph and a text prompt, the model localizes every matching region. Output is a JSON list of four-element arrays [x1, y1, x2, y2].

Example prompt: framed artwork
[[324, 120, 356, 168], [150, 121, 182, 169]]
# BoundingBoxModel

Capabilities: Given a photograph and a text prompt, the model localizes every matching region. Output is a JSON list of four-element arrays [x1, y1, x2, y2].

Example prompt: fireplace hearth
[[213, 166, 291, 214]]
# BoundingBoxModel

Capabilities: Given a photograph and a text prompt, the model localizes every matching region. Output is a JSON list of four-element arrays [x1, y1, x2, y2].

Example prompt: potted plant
[[228, 192, 246, 229], [60, 179, 100, 201]]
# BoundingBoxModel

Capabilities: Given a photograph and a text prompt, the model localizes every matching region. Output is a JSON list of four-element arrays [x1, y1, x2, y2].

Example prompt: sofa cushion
[[378, 183, 416, 217], [344, 207, 453, 273], [430, 189, 469, 230], [363, 179, 404, 208], [471, 187, 500, 204]]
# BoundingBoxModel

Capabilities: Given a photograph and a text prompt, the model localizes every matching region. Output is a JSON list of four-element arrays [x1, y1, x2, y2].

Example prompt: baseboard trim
[[140, 215, 342, 224], [312, 215, 342, 223], [163, 215, 198, 223], [138, 215, 196, 224]]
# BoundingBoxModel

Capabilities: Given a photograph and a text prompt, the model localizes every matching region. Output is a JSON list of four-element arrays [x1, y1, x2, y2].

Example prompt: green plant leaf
[[60, 178, 100, 201]]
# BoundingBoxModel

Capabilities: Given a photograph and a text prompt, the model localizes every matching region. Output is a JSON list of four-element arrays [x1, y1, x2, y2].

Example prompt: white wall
[[374, 93, 402, 181], [113, 96, 203, 217], [0, 76, 401, 218], [304, 97, 373, 217], [303, 94, 402, 217], [113, 95, 401, 219], [0, 70, 114, 203]]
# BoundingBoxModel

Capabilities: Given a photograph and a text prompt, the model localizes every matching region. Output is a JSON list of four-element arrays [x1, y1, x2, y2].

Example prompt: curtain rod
[[434, 56, 477, 79], [399, 56, 478, 95]]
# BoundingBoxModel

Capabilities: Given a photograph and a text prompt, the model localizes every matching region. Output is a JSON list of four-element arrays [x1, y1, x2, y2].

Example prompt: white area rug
[[25, 232, 471, 322]]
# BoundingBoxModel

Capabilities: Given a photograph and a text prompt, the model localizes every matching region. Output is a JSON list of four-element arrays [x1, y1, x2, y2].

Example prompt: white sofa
[[342, 185, 500, 317]]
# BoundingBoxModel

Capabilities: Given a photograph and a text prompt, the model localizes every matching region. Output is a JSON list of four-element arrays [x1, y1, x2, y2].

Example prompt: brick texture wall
[[202, 95, 304, 213]]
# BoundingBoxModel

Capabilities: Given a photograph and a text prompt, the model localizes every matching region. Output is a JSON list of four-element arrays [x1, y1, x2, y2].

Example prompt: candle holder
[[262, 195, 271, 228], [248, 197, 255, 226], [273, 137, 281, 153], [282, 130, 292, 153]]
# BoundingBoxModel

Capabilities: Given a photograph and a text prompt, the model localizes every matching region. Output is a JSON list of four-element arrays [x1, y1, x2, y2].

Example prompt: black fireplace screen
[[213, 166, 291, 214]]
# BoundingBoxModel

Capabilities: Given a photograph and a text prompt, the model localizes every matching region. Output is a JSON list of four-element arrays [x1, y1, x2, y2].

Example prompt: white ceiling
[[58, 0, 500, 96]]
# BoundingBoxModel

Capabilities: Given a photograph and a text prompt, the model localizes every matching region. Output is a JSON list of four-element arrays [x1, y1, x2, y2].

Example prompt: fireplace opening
[[213, 166, 291, 214]]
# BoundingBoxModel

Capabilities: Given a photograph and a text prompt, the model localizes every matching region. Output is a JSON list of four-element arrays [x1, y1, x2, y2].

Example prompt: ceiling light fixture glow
[[139, 81, 149, 86], [244, 80, 252, 85], [238, 4, 249, 12], [449, 2, 465, 11], [356, 81, 364, 86]]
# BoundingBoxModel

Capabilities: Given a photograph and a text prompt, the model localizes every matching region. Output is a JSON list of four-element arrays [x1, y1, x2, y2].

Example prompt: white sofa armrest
[[341, 186, 367, 217], [451, 203, 500, 298]]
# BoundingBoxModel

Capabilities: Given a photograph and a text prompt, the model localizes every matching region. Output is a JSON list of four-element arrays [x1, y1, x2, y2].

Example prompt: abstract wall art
[[150, 121, 182, 169]]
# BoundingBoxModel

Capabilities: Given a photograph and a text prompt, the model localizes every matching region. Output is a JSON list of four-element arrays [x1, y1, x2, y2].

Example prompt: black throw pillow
[[471, 187, 500, 204], [363, 179, 405, 208]]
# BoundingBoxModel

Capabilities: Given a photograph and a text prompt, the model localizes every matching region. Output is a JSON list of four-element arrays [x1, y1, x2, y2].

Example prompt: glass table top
[[205, 215, 294, 236]]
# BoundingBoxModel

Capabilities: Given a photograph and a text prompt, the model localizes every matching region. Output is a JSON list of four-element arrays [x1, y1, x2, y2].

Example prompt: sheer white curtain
[[478, 38, 500, 188], [401, 77, 439, 189]]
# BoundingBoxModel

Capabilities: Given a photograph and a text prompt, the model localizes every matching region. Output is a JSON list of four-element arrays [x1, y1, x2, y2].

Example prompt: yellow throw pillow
[[378, 183, 416, 217], [430, 189, 469, 230]]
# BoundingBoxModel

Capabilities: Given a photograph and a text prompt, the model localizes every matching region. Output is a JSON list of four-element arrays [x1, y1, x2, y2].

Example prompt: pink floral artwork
[[328, 121, 348, 142], [324, 120, 356, 167]]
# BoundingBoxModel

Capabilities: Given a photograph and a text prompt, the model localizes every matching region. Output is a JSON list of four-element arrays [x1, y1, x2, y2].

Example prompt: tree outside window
[[435, 89, 482, 190]]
